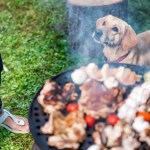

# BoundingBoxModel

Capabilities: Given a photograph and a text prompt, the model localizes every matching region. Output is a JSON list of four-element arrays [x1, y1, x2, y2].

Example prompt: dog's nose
[[94, 30, 103, 40]]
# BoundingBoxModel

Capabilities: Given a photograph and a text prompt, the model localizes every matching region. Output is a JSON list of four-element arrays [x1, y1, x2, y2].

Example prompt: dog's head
[[93, 15, 138, 51]]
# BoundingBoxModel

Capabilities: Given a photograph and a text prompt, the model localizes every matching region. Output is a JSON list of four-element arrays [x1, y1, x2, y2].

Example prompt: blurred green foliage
[[0, 0, 69, 149], [128, 0, 150, 33]]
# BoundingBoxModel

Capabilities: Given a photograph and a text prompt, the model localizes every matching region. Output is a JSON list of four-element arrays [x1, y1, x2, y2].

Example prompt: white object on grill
[[71, 69, 88, 85], [104, 77, 119, 89], [86, 63, 102, 80], [118, 104, 137, 122], [132, 116, 149, 133], [87, 144, 101, 150]]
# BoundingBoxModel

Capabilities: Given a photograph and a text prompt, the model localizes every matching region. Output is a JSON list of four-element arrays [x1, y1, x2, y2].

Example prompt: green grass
[[0, 0, 72, 149], [0, 0, 149, 149]]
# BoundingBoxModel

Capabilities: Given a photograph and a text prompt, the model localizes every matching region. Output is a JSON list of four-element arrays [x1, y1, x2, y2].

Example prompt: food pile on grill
[[37, 63, 150, 150]]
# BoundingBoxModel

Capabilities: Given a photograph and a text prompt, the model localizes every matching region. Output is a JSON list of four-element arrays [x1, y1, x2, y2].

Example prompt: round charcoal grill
[[29, 63, 150, 150]]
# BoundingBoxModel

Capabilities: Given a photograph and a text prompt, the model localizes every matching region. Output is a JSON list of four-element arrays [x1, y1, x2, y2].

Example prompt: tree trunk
[[67, 0, 128, 62]]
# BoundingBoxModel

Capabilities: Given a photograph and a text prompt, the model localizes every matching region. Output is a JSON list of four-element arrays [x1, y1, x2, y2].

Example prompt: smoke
[[66, 3, 104, 65], [34, 0, 149, 65], [66, 0, 128, 65]]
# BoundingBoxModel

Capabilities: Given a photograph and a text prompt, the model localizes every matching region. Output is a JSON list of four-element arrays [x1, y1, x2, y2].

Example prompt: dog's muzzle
[[93, 30, 103, 42]]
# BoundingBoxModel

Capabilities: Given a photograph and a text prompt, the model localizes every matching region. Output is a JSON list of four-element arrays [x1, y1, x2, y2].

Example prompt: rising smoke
[[66, 0, 128, 65]]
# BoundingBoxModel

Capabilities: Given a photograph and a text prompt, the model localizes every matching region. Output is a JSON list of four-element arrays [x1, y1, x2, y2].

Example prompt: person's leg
[[1, 109, 29, 133], [0, 54, 29, 133], [0, 54, 3, 114], [0, 53, 3, 84], [0, 99, 3, 115]]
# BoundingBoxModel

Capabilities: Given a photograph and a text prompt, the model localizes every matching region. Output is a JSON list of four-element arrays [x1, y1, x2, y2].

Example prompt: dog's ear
[[96, 15, 112, 27], [96, 17, 105, 27], [121, 25, 138, 50]]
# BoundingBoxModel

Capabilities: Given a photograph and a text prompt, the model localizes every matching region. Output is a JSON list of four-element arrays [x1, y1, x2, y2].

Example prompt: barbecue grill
[[29, 63, 150, 150]]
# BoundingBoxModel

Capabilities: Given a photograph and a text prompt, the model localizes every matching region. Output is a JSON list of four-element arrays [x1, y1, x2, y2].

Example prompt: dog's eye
[[102, 21, 106, 26], [112, 27, 119, 32]]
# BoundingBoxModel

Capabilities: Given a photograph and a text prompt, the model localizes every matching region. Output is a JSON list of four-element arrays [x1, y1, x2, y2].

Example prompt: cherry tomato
[[85, 115, 95, 127], [107, 114, 120, 125], [136, 112, 150, 122], [66, 103, 79, 112]]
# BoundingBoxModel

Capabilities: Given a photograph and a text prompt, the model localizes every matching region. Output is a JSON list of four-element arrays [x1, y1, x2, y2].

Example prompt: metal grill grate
[[29, 63, 149, 150]]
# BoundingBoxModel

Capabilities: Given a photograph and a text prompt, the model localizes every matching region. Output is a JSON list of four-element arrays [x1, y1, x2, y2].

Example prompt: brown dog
[[93, 15, 150, 66]]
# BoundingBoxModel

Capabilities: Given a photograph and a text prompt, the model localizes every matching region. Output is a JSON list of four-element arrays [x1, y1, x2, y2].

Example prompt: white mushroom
[[115, 66, 125, 80], [101, 63, 110, 80], [86, 63, 101, 80], [104, 77, 119, 89], [71, 69, 88, 85], [132, 116, 149, 133], [118, 104, 137, 122]]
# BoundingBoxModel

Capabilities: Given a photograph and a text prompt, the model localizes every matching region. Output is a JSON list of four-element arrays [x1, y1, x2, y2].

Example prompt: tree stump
[[67, 0, 128, 62]]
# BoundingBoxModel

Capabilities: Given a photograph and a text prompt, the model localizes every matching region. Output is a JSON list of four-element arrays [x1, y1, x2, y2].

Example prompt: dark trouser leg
[[0, 54, 3, 114], [0, 54, 3, 84], [0, 99, 2, 115]]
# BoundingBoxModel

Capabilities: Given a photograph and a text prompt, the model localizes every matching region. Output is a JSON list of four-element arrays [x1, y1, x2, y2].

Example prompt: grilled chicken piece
[[93, 121, 140, 149], [62, 82, 78, 101], [48, 135, 80, 149], [41, 111, 86, 149], [38, 81, 77, 114], [79, 80, 125, 118], [40, 114, 54, 134]]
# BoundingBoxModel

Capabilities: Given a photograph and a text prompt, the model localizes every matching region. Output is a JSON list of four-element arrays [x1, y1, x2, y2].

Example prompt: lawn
[[0, 0, 71, 149], [0, 0, 149, 149]]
